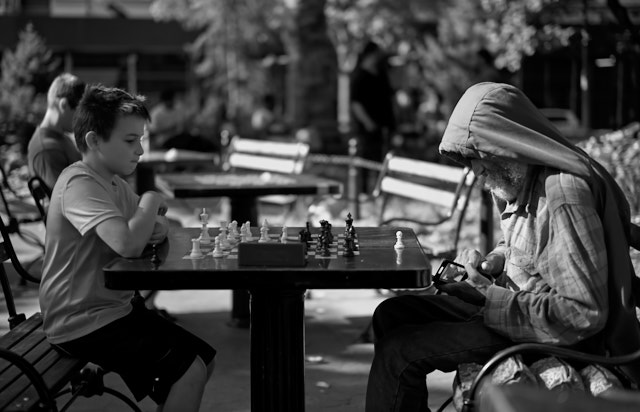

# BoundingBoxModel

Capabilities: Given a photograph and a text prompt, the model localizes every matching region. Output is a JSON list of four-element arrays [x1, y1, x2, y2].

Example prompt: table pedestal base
[[229, 196, 259, 328], [250, 288, 306, 412]]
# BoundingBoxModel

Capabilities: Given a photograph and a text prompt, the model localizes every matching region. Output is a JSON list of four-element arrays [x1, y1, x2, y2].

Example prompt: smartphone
[[434, 260, 468, 285]]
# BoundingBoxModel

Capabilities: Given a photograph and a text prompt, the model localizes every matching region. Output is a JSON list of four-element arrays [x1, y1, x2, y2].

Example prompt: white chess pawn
[[240, 225, 248, 243], [199, 224, 212, 244], [190, 238, 203, 258], [280, 226, 288, 243], [259, 225, 270, 243], [212, 236, 224, 258], [244, 221, 253, 241], [219, 226, 232, 249], [230, 220, 240, 237], [394, 231, 405, 249], [227, 222, 237, 243]]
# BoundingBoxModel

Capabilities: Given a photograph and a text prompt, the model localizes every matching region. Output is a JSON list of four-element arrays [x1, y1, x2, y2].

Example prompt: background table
[[104, 226, 430, 412], [135, 149, 216, 194], [155, 171, 344, 326]]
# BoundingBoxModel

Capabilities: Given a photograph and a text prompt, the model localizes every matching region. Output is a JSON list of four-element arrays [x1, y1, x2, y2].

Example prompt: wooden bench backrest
[[223, 136, 310, 175], [27, 176, 51, 225], [372, 152, 476, 253]]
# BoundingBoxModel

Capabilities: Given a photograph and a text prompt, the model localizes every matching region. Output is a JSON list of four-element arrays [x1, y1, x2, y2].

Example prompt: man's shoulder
[[542, 168, 593, 208]]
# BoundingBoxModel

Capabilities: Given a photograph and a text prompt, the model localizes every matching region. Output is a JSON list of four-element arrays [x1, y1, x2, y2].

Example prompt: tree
[[0, 23, 58, 147]]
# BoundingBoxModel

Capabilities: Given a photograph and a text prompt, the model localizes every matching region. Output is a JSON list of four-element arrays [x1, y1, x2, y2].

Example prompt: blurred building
[[0, 0, 198, 101]]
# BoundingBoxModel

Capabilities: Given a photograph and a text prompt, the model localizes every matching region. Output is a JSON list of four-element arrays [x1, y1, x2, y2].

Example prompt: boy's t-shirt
[[39, 161, 140, 344]]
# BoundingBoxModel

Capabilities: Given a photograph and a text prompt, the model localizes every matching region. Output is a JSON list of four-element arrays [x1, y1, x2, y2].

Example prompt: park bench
[[222, 135, 311, 218], [0, 165, 44, 251], [26, 176, 51, 226], [0, 213, 140, 412], [372, 151, 477, 260]]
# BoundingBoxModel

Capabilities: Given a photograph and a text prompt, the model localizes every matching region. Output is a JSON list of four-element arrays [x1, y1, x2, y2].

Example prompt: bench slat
[[0, 314, 43, 350], [228, 153, 302, 174], [380, 177, 457, 209], [232, 139, 308, 157], [0, 331, 52, 392], [0, 347, 84, 412], [387, 157, 466, 184]]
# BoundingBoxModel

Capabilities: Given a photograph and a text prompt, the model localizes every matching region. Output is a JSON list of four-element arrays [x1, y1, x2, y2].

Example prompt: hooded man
[[365, 82, 640, 412]]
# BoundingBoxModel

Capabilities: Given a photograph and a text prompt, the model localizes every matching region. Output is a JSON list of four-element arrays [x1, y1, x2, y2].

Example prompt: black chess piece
[[322, 235, 331, 257], [345, 212, 353, 235], [327, 222, 334, 244], [150, 243, 161, 266], [343, 233, 355, 257], [349, 225, 358, 251]]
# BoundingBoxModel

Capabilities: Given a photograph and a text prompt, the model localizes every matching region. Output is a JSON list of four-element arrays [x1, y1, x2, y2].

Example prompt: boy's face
[[96, 115, 146, 177]]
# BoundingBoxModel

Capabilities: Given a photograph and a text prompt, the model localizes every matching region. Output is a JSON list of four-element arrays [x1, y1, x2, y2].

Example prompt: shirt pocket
[[505, 247, 539, 291]]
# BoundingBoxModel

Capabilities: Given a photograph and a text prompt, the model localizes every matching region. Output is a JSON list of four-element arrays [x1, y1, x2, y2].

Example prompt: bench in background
[[372, 152, 477, 260], [223, 136, 311, 222]]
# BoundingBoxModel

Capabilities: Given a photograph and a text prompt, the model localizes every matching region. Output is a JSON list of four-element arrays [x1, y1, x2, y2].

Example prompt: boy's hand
[[148, 215, 169, 244]]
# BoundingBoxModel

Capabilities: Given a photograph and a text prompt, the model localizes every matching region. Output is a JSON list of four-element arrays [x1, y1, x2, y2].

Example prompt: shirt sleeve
[[32, 150, 70, 190], [61, 174, 126, 236], [483, 203, 609, 345]]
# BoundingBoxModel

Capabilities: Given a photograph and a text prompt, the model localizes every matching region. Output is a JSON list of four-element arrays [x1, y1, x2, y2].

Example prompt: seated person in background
[[365, 82, 640, 412], [147, 89, 187, 149], [28, 73, 86, 190], [39, 85, 216, 412]]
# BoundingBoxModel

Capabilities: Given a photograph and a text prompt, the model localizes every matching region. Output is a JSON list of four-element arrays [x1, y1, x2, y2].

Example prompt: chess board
[[183, 232, 360, 260]]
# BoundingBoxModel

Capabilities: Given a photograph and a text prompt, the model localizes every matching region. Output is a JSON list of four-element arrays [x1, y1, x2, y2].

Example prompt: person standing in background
[[27, 73, 86, 190], [350, 41, 396, 195]]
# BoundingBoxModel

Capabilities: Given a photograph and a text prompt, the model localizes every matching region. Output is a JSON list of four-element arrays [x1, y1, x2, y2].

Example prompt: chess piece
[[280, 226, 288, 243], [219, 226, 232, 249], [227, 221, 238, 244], [349, 225, 359, 251], [150, 243, 161, 265], [259, 224, 270, 243], [212, 236, 225, 258], [200, 208, 209, 224], [244, 221, 253, 241], [190, 238, 203, 258], [322, 235, 331, 257], [342, 233, 355, 257], [394, 230, 405, 249], [395, 247, 404, 265], [240, 224, 248, 243]]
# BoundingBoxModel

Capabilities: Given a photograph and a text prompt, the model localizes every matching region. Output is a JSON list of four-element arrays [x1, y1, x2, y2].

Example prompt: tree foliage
[[0, 23, 58, 135]]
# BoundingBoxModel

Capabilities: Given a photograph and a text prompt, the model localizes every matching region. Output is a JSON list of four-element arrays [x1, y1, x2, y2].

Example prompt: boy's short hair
[[47, 73, 86, 109], [74, 85, 150, 153]]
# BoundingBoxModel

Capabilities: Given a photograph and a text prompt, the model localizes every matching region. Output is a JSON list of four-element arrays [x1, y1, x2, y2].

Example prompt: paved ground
[[1, 201, 459, 412]]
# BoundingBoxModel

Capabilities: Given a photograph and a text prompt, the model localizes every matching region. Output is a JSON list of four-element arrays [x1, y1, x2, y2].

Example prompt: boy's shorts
[[54, 305, 216, 405]]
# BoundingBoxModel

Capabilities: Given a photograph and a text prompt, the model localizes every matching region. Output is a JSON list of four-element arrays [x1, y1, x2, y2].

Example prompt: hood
[[439, 82, 592, 179]]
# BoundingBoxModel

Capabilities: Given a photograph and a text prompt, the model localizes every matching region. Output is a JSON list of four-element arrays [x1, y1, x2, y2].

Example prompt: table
[[104, 226, 430, 412], [135, 149, 216, 194], [155, 171, 344, 326]]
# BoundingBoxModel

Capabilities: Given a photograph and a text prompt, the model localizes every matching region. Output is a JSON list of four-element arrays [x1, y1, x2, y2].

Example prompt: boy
[[39, 85, 216, 412], [28, 73, 85, 191]]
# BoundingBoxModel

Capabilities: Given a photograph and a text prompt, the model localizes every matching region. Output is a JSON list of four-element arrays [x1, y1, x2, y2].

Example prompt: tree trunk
[[287, 0, 339, 153]]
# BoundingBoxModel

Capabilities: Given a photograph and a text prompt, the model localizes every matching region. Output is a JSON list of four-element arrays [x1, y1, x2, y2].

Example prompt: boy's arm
[[95, 191, 165, 257]]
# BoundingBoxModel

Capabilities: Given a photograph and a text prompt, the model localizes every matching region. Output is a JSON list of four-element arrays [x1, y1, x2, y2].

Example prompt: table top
[[104, 226, 430, 290], [138, 149, 214, 166], [155, 171, 343, 198]]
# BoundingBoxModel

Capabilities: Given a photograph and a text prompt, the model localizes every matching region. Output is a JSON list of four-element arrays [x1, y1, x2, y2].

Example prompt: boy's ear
[[84, 131, 100, 150], [57, 97, 70, 113]]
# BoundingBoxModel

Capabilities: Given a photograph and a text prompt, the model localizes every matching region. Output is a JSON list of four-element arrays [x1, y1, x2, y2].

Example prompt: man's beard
[[483, 163, 528, 202]]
